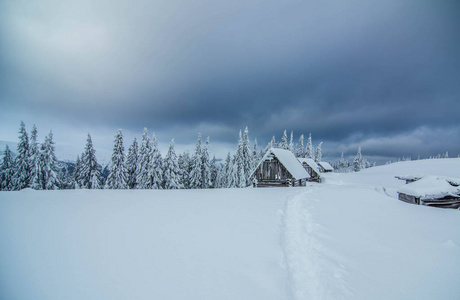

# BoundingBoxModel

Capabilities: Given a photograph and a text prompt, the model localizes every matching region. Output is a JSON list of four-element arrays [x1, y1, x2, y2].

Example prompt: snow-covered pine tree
[[73, 155, 82, 188], [251, 138, 259, 171], [149, 133, 163, 189], [177, 151, 191, 189], [0, 145, 15, 191], [281, 130, 288, 150], [214, 161, 224, 188], [242, 127, 252, 186], [210, 155, 218, 188], [13, 121, 31, 190], [126, 137, 138, 189], [235, 130, 246, 188], [289, 131, 294, 153], [295, 134, 304, 158], [353, 146, 363, 172], [43, 131, 60, 190], [189, 133, 203, 189], [80, 134, 101, 189], [306, 133, 314, 159], [31, 144, 45, 190], [136, 128, 151, 189], [201, 136, 212, 189], [338, 152, 346, 171], [315, 142, 323, 163], [106, 129, 128, 189], [32, 131, 60, 190], [221, 152, 231, 188], [264, 136, 276, 154], [29, 124, 39, 184], [163, 139, 182, 189]]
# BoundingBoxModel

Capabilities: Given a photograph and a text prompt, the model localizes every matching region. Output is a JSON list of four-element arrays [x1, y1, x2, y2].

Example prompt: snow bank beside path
[[299, 184, 460, 300], [0, 188, 289, 300]]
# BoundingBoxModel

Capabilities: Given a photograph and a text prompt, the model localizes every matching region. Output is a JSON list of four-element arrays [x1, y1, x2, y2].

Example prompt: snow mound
[[398, 176, 460, 199]]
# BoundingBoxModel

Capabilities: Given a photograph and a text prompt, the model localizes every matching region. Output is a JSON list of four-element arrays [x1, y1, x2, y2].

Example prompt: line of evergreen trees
[[1, 122, 372, 191]]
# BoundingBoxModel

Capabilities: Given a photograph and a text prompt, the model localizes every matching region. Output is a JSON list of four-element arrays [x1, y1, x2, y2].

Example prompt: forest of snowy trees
[[0, 122, 400, 191]]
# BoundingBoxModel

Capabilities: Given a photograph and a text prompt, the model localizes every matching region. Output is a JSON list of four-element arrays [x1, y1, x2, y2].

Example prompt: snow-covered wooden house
[[317, 161, 334, 173], [297, 158, 321, 182], [251, 148, 310, 187], [397, 176, 460, 209]]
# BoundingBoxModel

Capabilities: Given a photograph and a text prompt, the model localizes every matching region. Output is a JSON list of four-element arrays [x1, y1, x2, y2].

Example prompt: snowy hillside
[[1, 159, 459, 300]]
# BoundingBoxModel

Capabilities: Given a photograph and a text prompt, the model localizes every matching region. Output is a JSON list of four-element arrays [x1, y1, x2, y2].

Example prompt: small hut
[[251, 148, 310, 187], [397, 176, 460, 209], [297, 158, 321, 182], [318, 161, 334, 173]]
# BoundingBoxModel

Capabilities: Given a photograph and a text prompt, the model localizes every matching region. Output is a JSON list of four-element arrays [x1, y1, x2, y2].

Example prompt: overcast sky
[[1, 0, 459, 163]]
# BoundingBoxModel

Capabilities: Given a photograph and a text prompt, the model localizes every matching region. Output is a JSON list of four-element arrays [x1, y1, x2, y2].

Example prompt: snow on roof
[[297, 158, 321, 175], [318, 161, 334, 171], [395, 175, 423, 181], [252, 148, 310, 179], [398, 176, 460, 199]]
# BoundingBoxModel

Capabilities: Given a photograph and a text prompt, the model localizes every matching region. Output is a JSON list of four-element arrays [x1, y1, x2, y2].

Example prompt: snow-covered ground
[[1, 159, 459, 300]]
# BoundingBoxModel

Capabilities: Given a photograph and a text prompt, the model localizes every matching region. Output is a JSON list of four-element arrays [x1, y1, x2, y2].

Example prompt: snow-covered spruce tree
[[126, 137, 138, 189], [42, 131, 60, 190], [264, 136, 276, 154], [73, 155, 82, 188], [0, 145, 15, 191], [136, 128, 151, 189], [106, 129, 128, 189], [305, 133, 314, 159], [210, 155, 218, 188], [295, 134, 304, 158], [315, 142, 323, 163], [251, 138, 259, 171], [289, 131, 294, 153], [242, 127, 252, 186], [80, 134, 101, 189], [338, 152, 346, 171], [189, 133, 203, 189], [149, 133, 163, 189], [221, 152, 231, 188], [31, 146, 45, 190], [13, 121, 31, 190], [353, 146, 363, 172], [201, 136, 212, 189], [214, 161, 224, 188], [178, 151, 191, 189], [33, 131, 60, 190], [234, 130, 246, 188], [163, 139, 182, 189], [29, 124, 39, 184], [281, 130, 288, 150]]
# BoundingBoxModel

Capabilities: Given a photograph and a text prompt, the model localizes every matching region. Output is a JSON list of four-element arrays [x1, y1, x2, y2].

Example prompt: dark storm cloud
[[0, 0, 459, 159]]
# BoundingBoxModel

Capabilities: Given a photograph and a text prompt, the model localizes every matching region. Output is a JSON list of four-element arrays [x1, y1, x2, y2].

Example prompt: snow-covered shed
[[397, 176, 460, 209], [317, 161, 334, 173], [251, 148, 310, 187], [297, 158, 321, 182]]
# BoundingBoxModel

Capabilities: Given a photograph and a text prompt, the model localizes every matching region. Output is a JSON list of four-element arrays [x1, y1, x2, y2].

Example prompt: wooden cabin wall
[[255, 158, 293, 181]]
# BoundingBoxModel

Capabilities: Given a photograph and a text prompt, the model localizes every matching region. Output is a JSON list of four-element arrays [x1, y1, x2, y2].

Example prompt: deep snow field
[[1, 159, 459, 300]]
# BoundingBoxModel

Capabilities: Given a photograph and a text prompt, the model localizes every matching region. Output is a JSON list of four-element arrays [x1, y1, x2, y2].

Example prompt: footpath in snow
[[279, 158, 460, 300]]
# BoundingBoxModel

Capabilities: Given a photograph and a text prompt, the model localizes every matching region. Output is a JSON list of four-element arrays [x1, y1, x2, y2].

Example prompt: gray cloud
[[1, 0, 459, 161]]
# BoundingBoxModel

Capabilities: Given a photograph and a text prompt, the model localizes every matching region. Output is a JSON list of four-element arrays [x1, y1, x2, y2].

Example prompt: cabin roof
[[397, 176, 460, 199], [297, 158, 321, 175], [318, 161, 334, 171], [252, 148, 310, 179]]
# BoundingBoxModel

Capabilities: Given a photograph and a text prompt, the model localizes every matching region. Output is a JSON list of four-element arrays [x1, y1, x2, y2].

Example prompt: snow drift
[[1, 158, 459, 300]]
